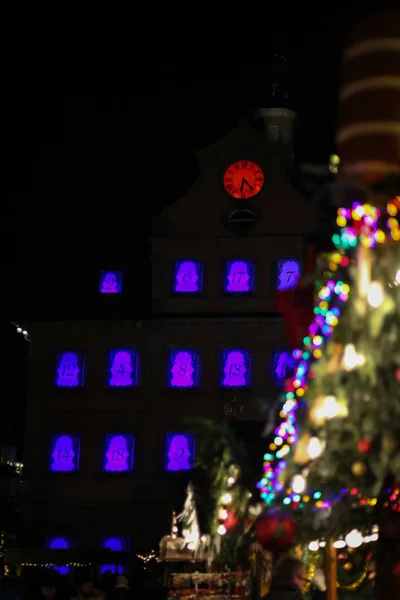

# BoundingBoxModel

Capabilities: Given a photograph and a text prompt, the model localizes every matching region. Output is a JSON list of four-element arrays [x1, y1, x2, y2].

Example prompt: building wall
[[23, 115, 320, 549]]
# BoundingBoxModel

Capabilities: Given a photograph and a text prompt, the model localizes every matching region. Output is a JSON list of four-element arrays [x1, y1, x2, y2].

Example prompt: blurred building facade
[[23, 104, 322, 557]]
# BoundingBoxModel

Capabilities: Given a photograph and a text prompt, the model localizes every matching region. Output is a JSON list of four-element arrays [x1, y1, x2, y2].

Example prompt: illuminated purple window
[[50, 434, 80, 472], [224, 260, 254, 293], [173, 260, 203, 294], [99, 270, 123, 294], [107, 350, 138, 388], [272, 350, 296, 385], [276, 259, 301, 291], [46, 536, 75, 549], [168, 350, 199, 388], [100, 565, 125, 575], [103, 434, 134, 473], [165, 433, 195, 472], [100, 536, 130, 551], [220, 349, 251, 388], [55, 351, 85, 388]]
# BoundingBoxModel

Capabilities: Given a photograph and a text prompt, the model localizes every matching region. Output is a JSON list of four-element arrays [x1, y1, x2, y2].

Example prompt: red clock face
[[223, 160, 264, 199]]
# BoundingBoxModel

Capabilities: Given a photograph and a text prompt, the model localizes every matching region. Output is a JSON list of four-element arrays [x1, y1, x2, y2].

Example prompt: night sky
[[4, 6, 383, 405]]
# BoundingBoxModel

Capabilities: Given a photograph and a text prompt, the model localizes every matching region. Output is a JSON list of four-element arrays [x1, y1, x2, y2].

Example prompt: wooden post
[[326, 539, 337, 600]]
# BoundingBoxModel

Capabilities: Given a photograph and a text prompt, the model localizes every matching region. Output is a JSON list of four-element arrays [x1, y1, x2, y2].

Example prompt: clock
[[223, 160, 264, 199]]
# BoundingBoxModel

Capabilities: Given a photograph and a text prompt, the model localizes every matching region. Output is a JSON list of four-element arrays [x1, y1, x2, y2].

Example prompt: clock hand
[[240, 178, 245, 192], [242, 178, 253, 191]]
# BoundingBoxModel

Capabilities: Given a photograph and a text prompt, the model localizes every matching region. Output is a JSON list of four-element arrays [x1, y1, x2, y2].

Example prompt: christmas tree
[[257, 10, 400, 600]]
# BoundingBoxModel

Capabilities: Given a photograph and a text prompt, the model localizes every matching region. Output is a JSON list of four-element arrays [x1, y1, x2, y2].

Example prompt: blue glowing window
[[106, 350, 139, 388], [165, 433, 195, 472], [220, 349, 251, 388]]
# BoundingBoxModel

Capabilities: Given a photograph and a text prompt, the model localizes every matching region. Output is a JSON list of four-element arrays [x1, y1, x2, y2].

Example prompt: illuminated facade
[[23, 108, 320, 552]]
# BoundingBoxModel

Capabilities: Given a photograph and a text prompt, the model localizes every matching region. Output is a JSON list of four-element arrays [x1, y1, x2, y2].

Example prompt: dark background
[[3, 5, 386, 450]]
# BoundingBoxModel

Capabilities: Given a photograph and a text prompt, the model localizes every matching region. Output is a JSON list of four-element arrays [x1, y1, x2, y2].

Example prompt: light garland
[[337, 560, 370, 591], [11, 322, 30, 341], [258, 198, 397, 506]]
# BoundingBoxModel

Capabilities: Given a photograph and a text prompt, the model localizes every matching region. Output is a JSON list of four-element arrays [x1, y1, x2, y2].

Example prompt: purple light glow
[[168, 350, 198, 388], [50, 435, 80, 472], [276, 259, 301, 291], [221, 349, 251, 388], [173, 260, 203, 293], [107, 350, 138, 387], [225, 260, 254, 293], [47, 537, 69, 549], [55, 351, 84, 388], [101, 536, 130, 551], [103, 434, 134, 473], [99, 270, 123, 294], [273, 350, 296, 385], [165, 433, 195, 472], [100, 565, 124, 575]]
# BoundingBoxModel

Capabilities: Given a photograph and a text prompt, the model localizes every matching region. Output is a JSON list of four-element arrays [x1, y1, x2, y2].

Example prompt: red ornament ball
[[357, 439, 373, 453], [224, 510, 239, 531], [395, 368, 400, 383], [255, 510, 297, 552]]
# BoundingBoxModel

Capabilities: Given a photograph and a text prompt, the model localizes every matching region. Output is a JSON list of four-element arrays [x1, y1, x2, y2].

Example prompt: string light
[[258, 196, 398, 507], [11, 322, 30, 341]]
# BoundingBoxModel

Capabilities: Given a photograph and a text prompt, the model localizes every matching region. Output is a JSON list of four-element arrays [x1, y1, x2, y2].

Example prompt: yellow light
[[296, 388, 305, 397], [376, 230, 386, 243], [280, 411, 286, 418], [341, 283, 350, 294], [319, 301, 328, 309], [370, 498, 377, 506], [313, 349, 322, 358], [329, 263, 338, 271], [336, 216, 347, 227], [270, 443, 277, 451], [315, 500, 323, 508], [392, 229, 400, 241], [388, 217, 398, 230], [303, 495, 310, 503], [330, 317, 339, 326], [387, 202, 398, 216], [332, 253, 341, 263]]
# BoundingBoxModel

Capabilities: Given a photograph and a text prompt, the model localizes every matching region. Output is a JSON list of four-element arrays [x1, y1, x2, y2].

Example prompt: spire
[[270, 49, 290, 108]]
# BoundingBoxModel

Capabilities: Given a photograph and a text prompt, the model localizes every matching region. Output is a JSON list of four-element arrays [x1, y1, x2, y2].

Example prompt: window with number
[[103, 434, 134, 473], [224, 260, 254, 294], [165, 433, 195, 472], [220, 349, 251, 388], [55, 351, 85, 388], [107, 350, 139, 388], [276, 259, 301, 291], [172, 260, 203, 294], [272, 350, 296, 386], [99, 270, 123, 294], [167, 350, 199, 388], [49, 434, 80, 472]]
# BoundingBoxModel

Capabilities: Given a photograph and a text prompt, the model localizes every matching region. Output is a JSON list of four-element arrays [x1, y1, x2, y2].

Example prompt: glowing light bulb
[[217, 524, 226, 535], [307, 436, 324, 460], [396, 269, 400, 285], [333, 539, 346, 549], [222, 493, 232, 504], [292, 474, 306, 494], [308, 541, 319, 552], [345, 529, 363, 548], [219, 508, 228, 520], [227, 476, 235, 485], [367, 282, 383, 308], [343, 344, 365, 371]]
